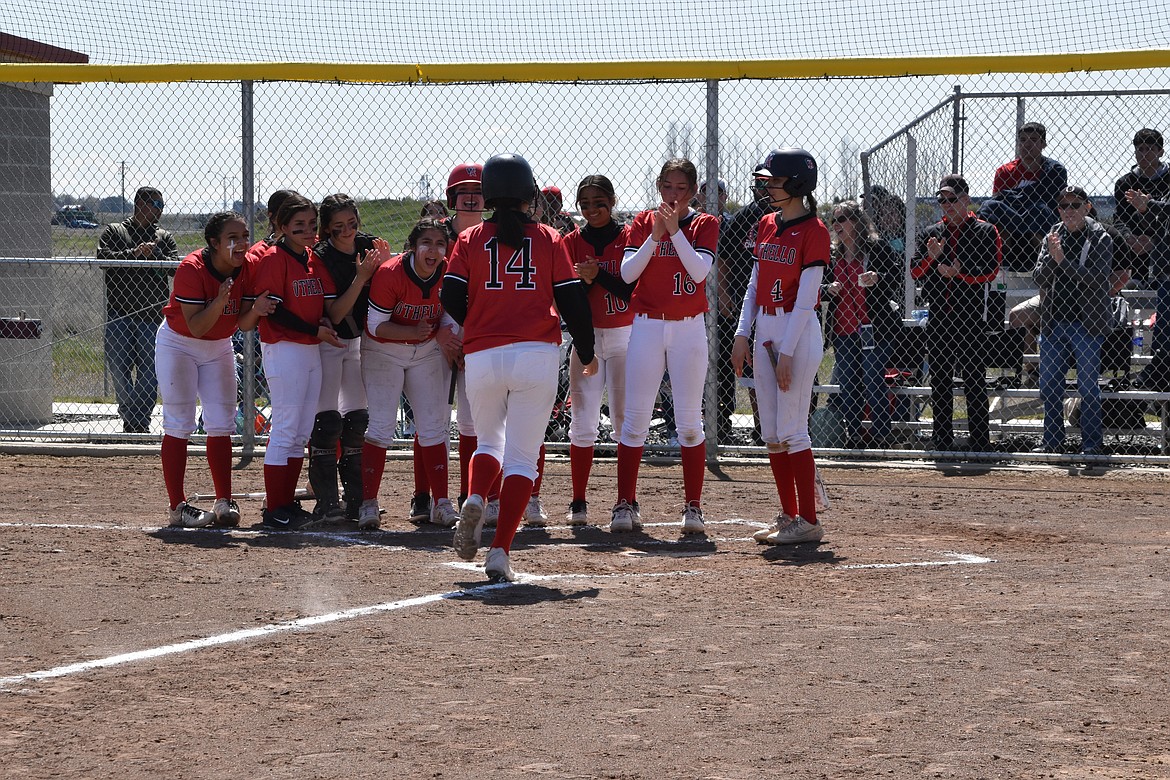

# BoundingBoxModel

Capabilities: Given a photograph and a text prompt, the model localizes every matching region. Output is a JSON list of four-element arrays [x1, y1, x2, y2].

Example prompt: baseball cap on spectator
[[936, 174, 969, 196], [1134, 128, 1164, 149], [1062, 185, 1090, 201]]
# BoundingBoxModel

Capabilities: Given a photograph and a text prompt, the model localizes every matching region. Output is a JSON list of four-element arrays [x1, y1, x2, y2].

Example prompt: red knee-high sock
[[161, 434, 188, 510], [469, 452, 501, 499], [492, 474, 534, 553], [263, 463, 287, 510], [680, 443, 706, 507], [790, 448, 818, 523], [361, 442, 387, 501], [205, 435, 233, 501], [420, 442, 450, 500], [569, 444, 594, 502], [285, 457, 304, 508], [412, 435, 428, 497], [532, 444, 546, 496], [616, 443, 643, 505], [769, 451, 798, 518], [487, 470, 502, 502], [458, 435, 476, 495]]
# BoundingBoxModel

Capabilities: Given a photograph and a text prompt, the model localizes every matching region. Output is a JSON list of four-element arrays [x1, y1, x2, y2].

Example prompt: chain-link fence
[[3, 71, 1170, 461]]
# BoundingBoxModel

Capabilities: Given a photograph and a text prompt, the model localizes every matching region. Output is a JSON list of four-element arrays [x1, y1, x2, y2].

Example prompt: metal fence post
[[952, 84, 963, 174], [704, 78, 720, 459], [240, 80, 257, 464]]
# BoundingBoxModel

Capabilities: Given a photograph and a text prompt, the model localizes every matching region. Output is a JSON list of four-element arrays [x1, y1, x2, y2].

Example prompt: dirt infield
[[1, 452, 1169, 779]]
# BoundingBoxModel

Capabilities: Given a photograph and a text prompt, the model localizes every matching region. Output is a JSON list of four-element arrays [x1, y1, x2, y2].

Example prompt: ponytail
[[493, 201, 528, 251]]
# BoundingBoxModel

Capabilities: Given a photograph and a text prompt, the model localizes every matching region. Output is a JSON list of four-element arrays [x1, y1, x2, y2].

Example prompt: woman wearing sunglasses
[[823, 201, 904, 449]]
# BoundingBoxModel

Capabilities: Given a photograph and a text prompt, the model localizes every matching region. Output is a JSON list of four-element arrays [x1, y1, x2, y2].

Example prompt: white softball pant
[[317, 337, 366, 414], [754, 310, 823, 452], [155, 321, 237, 439], [569, 324, 631, 447], [261, 340, 322, 465], [361, 335, 450, 449], [620, 314, 708, 448], [465, 341, 559, 482], [448, 363, 477, 437]]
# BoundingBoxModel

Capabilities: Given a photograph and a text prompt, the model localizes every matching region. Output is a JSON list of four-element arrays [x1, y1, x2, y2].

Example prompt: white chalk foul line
[[837, 552, 996, 570], [444, 561, 701, 583], [0, 582, 509, 690]]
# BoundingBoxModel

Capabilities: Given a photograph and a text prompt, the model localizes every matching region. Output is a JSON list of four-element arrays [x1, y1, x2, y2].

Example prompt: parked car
[[51, 205, 99, 229]]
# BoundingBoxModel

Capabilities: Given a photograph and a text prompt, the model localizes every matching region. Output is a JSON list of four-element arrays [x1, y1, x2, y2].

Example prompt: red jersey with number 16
[[624, 209, 718, 319], [563, 225, 634, 329], [250, 242, 327, 345], [446, 220, 576, 355], [752, 212, 830, 312]]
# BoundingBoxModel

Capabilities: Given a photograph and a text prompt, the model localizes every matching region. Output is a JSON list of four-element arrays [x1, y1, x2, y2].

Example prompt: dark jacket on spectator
[[97, 219, 178, 324], [911, 216, 1002, 329], [1035, 217, 1114, 338]]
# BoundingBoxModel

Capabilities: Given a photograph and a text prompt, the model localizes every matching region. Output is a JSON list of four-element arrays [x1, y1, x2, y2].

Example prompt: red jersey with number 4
[[366, 253, 445, 344], [163, 249, 251, 341], [250, 242, 327, 345], [446, 220, 575, 355], [564, 226, 634, 329], [752, 212, 830, 311], [624, 209, 718, 319]]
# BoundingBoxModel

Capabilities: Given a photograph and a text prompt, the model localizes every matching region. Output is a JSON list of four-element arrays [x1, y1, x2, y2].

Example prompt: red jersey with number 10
[[563, 225, 634, 329], [446, 220, 576, 355], [752, 212, 830, 311], [625, 209, 718, 319]]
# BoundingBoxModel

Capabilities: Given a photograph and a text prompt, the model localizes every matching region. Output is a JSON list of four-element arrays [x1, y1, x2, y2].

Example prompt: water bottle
[[1133, 308, 1145, 355]]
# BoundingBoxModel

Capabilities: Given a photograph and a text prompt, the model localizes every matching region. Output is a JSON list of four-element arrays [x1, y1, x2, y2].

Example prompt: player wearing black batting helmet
[[755, 148, 818, 200], [481, 153, 539, 208]]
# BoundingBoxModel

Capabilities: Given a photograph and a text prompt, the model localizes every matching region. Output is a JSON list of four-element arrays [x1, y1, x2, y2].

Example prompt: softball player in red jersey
[[156, 212, 274, 528], [612, 158, 719, 535], [247, 189, 299, 262], [731, 148, 829, 546], [248, 193, 342, 531], [442, 153, 597, 582], [359, 219, 460, 530], [564, 175, 635, 525], [402, 164, 485, 523], [309, 194, 387, 522]]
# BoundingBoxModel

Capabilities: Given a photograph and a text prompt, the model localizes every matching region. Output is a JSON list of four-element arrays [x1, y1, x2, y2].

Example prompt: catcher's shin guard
[[308, 410, 344, 514], [339, 409, 369, 516]]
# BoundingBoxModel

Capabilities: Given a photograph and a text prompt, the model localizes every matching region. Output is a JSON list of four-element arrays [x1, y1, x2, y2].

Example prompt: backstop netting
[[2, 0, 1169, 462]]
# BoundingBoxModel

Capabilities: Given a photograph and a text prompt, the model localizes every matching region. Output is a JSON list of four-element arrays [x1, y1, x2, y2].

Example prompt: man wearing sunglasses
[[911, 174, 1003, 456], [1033, 187, 1114, 456], [97, 186, 178, 433]]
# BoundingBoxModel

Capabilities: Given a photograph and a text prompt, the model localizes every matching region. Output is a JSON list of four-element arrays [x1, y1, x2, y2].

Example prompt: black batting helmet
[[482, 154, 538, 209], [754, 148, 818, 197]]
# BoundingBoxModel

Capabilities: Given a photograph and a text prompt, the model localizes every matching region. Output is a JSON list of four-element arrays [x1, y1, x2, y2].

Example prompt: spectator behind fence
[[1009, 202, 1130, 386], [979, 122, 1068, 272], [1033, 187, 1114, 456], [1117, 128, 1170, 376], [863, 184, 908, 255], [1113, 129, 1169, 288], [911, 174, 1002, 455], [97, 186, 178, 433], [1124, 184, 1170, 389], [537, 186, 578, 236], [823, 200, 904, 448], [420, 199, 449, 220]]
